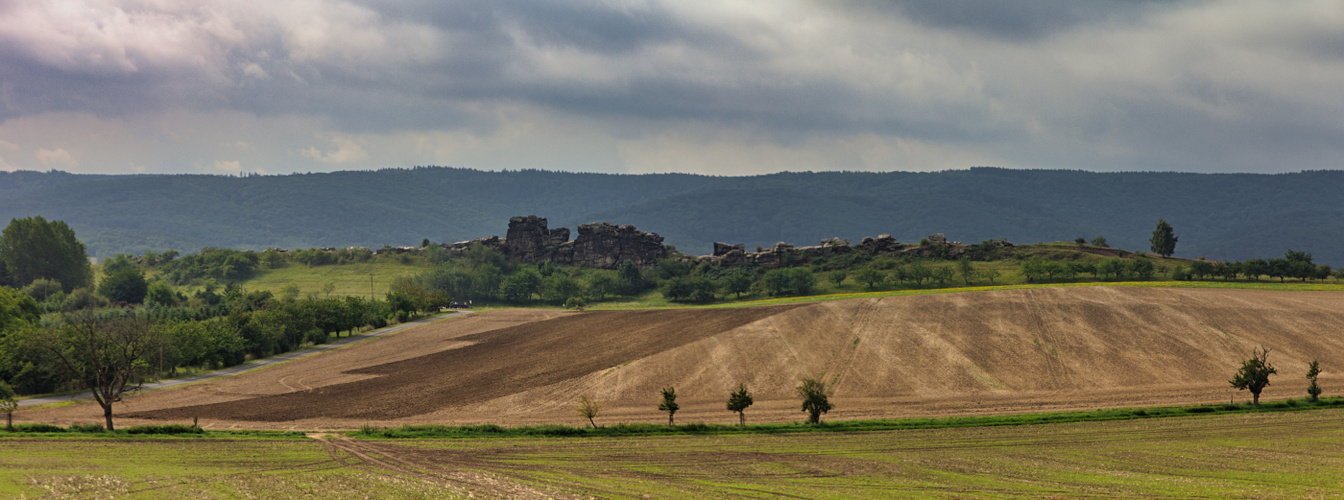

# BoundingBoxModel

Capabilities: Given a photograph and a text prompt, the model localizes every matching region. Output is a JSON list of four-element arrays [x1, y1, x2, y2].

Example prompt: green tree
[[854, 267, 885, 290], [33, 312, 166, 430], [1229, 346, 1276, 405], [576, 395, 601, 428], [726, 383, 753, 426], [617, 260, 644, 296], [0, 216, 93, 291], [1306, 360, 1322, 402], [828, 270, 847, 287], [0, 380, 16, 429], [797, 377, 833, 424], [542, 274, 583, 305], [97, 267, 149, 304], [956, 257, 975, 285], [145, 281, 177, 307], [1150, 218, 1178, 257], [1089, 236, 1109, 248], [501, 269, 542, 302], [586, 273, 618, 301], [720, 271, 752, 299], [1129, 258, 1156, 280], [658, 386, 679, 425]]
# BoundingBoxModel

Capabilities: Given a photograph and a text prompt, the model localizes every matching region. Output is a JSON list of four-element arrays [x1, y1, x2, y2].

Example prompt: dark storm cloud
[[838, 0, 1180, 41], [1, 0, 1342, 175]]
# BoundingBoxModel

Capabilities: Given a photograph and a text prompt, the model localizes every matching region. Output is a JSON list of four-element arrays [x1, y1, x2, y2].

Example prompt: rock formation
[[446, 216, 1010, 270]]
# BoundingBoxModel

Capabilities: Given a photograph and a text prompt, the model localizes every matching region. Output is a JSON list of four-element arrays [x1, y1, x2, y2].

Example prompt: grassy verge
[[0, 423, 307, 439], [349, 396, 1344, 439]]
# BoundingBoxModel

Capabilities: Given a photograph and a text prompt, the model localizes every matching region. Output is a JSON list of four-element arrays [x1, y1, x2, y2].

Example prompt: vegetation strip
[[348, 397, 1344, 439]]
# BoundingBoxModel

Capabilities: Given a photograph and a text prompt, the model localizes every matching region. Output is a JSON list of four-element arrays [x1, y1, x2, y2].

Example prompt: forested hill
[[1, 167, 1342, 264]]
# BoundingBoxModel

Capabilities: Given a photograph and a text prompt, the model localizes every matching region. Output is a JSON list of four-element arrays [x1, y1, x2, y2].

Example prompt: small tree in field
[[797, 377, 833, 424], [726, 383, 753, 426], [658, 386, 679, 425], [1306, 360, 1322, 402], [1229, 346, 1276, 405], [0, 381, 17, 430], [577, 395, 602, 428]]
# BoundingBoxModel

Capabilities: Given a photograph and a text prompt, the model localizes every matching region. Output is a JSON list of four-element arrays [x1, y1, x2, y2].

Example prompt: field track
[[18, 286, 1344, 430]]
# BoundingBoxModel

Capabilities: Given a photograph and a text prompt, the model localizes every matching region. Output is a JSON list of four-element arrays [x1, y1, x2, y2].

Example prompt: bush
[[11, 423, 67, 433], [123, 424, 205, 435], [68, 423, 108, 433]]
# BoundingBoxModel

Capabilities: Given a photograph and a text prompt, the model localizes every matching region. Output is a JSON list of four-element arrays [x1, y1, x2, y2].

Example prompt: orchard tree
[[797, 377, 833, 424], [1306, 360, 1322, 402], [35, 312, 165, 430], [726, 383, 753, 426], [658, 386, 679, 425], [1150, 218, 1178, 257], [1229, 346, 1276, 405], [0, 216, 93, 291], [720, 271, 752, 299]]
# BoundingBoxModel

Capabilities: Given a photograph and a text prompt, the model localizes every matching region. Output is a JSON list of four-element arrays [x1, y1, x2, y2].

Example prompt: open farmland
[[15, 286, 1344, 431], [3, 409, 1343, 498]]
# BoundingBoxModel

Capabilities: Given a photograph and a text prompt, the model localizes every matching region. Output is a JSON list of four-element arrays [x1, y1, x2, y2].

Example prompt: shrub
[[68, 423, 108, 433], [123, 424, 206, 435]]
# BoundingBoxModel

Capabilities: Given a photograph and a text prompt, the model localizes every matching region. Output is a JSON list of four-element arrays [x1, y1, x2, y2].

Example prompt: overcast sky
[[1, 0, 1341, 176]]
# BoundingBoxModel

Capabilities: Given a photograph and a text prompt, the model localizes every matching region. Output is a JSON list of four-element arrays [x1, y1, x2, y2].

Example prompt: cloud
[[36, 148, 77, 167], [211, 159, 241, 173], [300, 136, 370, 164], [0, 0, 1340, 175]]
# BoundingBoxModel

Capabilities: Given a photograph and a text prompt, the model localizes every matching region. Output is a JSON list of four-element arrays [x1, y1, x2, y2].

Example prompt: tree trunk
[[103, 403, 115, 431], [738, 412, 745, 426], [6, 412, 11, 430], [1252, 391, 1260, 405], [587, 417, 596, 428], [668, 414, 674, 426]]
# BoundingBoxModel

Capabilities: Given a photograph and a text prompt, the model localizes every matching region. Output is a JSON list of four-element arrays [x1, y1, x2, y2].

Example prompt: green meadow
[[4, 407, 1342, 498]]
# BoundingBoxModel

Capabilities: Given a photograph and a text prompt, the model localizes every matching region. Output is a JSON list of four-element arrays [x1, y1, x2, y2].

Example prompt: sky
[[0, 0, 1341, 176]]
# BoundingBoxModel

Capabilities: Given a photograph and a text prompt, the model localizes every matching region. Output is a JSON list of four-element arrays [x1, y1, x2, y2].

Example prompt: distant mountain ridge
[[1, 167, 1341, 264]]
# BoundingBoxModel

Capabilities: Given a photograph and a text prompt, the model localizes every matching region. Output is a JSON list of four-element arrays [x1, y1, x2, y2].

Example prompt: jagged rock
[[505, 215, 565, 263], [571, 222, 666, 269], [856, 234, 901, 254], [713, 242, 745, 256]]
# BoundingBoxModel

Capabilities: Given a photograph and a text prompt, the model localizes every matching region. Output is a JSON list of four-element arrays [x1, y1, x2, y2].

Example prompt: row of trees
[[1021, 257, 1156, 283], [1174, 251, 1334, 282], [579, 377, 836, 428]]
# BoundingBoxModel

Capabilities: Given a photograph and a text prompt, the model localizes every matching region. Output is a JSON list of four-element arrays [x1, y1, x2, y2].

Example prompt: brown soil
[[20, 287, 1344, 430]]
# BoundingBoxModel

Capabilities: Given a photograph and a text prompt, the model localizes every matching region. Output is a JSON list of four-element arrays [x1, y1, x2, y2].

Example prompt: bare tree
[[658, 386, 679, 426], [1229, 346, 1277, 405], [576, 395, 602, 428], [35, 312, 163, 430], [726, 383, 753, 426]]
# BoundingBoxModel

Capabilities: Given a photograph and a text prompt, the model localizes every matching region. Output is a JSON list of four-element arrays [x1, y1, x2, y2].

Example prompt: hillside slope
[[2, 167, 1343, 263], [23, 287, 1342, 429]]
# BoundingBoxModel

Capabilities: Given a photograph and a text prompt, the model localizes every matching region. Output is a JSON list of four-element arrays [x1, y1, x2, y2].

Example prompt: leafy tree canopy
[[0, 216, 93, 291]]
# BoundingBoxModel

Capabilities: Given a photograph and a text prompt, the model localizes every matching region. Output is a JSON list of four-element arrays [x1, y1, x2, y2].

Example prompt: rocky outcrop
[[446, 216, 1009, 270], [571, 222, 666, 269], [449, 216, 666, 269]]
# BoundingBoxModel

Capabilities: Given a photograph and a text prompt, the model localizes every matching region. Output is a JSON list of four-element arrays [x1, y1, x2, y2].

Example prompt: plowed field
[[19, 286, 1344, 430]]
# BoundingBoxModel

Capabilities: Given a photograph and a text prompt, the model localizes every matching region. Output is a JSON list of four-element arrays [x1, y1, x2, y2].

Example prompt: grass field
[[4, 408, 1342, 498], [237, 259, 434, 299]]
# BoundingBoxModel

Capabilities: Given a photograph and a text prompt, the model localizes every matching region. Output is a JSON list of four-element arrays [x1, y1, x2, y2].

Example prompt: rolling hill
[[2, 167, 1342, 264], [21, 286, 1344, 429]]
